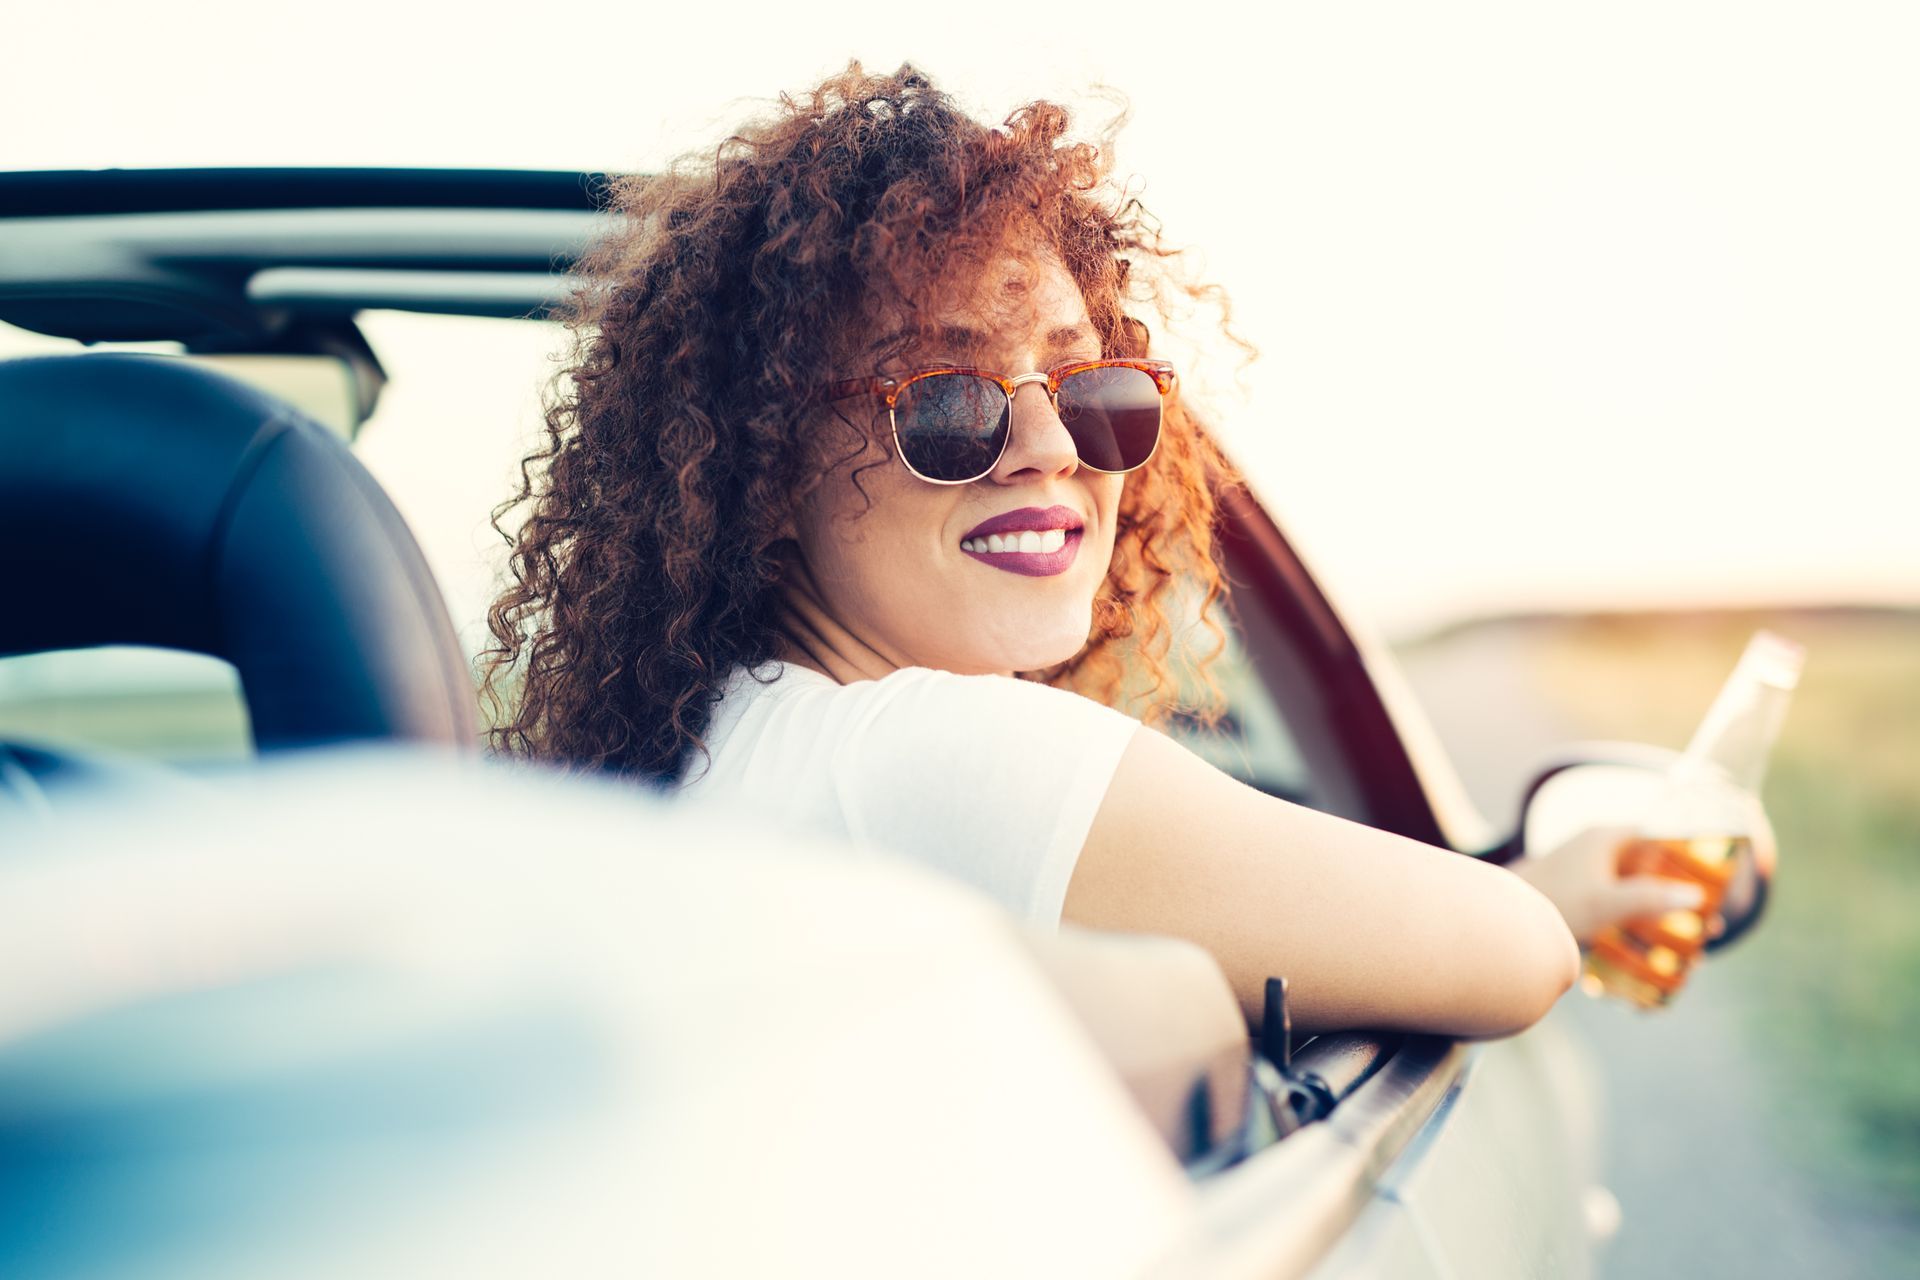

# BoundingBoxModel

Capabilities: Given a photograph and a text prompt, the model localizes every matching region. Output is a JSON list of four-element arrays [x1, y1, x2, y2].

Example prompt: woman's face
[[789, 256, 1126, 676]]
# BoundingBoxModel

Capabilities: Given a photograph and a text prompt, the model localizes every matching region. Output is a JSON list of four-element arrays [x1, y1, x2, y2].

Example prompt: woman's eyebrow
[[863, 322, 1099, 365], [934, 323, 1099, 361], [932, 324, 987, 356], [1043, 323, 1099, 357]]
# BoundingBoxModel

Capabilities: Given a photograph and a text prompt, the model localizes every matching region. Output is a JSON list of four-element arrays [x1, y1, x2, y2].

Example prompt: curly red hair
[[482, 62, 1247, 780]]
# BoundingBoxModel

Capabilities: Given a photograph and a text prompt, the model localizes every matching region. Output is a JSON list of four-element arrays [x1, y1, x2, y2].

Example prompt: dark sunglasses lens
[[894, 373, 1009, 481], [1057, 365, 1162, 471]]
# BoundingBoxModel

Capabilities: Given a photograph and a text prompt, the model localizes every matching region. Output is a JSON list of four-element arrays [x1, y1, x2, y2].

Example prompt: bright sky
[[9, 0, 1919, 639]]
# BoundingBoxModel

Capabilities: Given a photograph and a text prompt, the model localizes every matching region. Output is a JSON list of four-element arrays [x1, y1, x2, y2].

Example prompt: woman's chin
[[893, 596, 1097, 676], [963, 624, 1093, 677]]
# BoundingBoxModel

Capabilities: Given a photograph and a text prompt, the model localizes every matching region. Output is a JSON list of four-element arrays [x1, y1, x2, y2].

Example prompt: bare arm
[[1063, 726, 1580, 1040], [1022, 929, 1248, 1157]]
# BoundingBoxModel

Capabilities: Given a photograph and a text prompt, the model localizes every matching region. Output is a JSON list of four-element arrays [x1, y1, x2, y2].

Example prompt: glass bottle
[[1581, 630, 1805, 1008]]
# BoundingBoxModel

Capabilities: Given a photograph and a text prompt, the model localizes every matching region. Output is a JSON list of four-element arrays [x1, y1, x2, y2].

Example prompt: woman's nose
[[988, 383, 1078, 482]]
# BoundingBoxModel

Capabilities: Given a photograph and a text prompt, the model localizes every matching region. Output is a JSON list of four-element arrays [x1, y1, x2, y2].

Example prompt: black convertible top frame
[[0, 168, 618, 348], [0, 167, 611, 217]]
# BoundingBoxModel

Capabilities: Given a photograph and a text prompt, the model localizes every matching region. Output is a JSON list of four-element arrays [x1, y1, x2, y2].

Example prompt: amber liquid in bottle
[[1580, 835, 1749, 1008]]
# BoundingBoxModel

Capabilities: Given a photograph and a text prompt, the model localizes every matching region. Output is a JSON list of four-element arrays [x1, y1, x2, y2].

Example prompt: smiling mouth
[[961, 529, 1069, 555], [956, 505, 1087, 578]]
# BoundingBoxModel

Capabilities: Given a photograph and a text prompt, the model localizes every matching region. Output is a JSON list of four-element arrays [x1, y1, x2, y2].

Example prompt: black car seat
[[0, 353, 477, 797]]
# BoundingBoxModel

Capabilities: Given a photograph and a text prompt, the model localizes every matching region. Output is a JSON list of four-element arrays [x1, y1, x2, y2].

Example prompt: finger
[[1603, 877, 1706, 922], [1560, 826, 1642, 870]]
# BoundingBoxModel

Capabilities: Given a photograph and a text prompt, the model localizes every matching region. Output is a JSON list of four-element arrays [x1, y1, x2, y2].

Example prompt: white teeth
[[964, 528, 1073, 555]]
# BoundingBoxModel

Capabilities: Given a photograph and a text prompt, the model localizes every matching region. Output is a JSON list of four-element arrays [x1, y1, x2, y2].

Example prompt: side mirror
[[1487, 742, 1776, 952]]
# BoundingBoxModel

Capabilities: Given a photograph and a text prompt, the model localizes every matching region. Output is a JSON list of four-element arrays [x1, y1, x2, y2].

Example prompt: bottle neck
[[1682, 677, 1795, 794]]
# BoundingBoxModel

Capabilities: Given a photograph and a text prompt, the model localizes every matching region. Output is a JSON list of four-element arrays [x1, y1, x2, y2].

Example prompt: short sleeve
[[824, 668, 1140, 927]]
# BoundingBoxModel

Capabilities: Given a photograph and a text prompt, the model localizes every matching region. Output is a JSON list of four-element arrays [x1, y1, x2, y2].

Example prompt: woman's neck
[[773, 553, 904, 685]]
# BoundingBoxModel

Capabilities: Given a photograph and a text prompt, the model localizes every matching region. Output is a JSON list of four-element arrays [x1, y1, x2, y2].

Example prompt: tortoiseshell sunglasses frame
[[821, 357, 1178, 485]]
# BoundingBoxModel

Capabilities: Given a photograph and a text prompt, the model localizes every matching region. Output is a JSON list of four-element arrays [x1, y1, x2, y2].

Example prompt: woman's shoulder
[[692, 660, 1143, 926], [692, 660, 1140, 794]]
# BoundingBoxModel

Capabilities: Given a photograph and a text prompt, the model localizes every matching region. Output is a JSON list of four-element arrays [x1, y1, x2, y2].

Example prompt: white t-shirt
[[675, 662, 1142, 927]]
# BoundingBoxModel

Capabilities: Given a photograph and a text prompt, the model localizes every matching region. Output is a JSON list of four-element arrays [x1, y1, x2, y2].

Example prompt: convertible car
[[0, 169, 1769, 1277]]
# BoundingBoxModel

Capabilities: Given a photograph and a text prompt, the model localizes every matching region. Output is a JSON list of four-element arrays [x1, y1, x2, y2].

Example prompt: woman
[[483, 63, 1705, 1037]]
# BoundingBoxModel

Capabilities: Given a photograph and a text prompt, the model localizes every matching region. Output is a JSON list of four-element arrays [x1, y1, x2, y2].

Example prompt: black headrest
[[1, 353, 476, 750]]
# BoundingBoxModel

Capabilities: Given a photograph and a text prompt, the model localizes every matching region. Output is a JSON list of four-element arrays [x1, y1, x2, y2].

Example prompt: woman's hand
[[1509, 826, 1717, 947]]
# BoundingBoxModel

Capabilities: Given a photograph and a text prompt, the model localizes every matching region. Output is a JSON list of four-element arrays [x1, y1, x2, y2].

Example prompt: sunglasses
[[823, 358, 1176, 485]]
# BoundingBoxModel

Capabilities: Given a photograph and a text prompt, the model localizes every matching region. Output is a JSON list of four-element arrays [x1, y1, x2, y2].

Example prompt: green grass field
[[1527, 608, 1920, 1209]]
